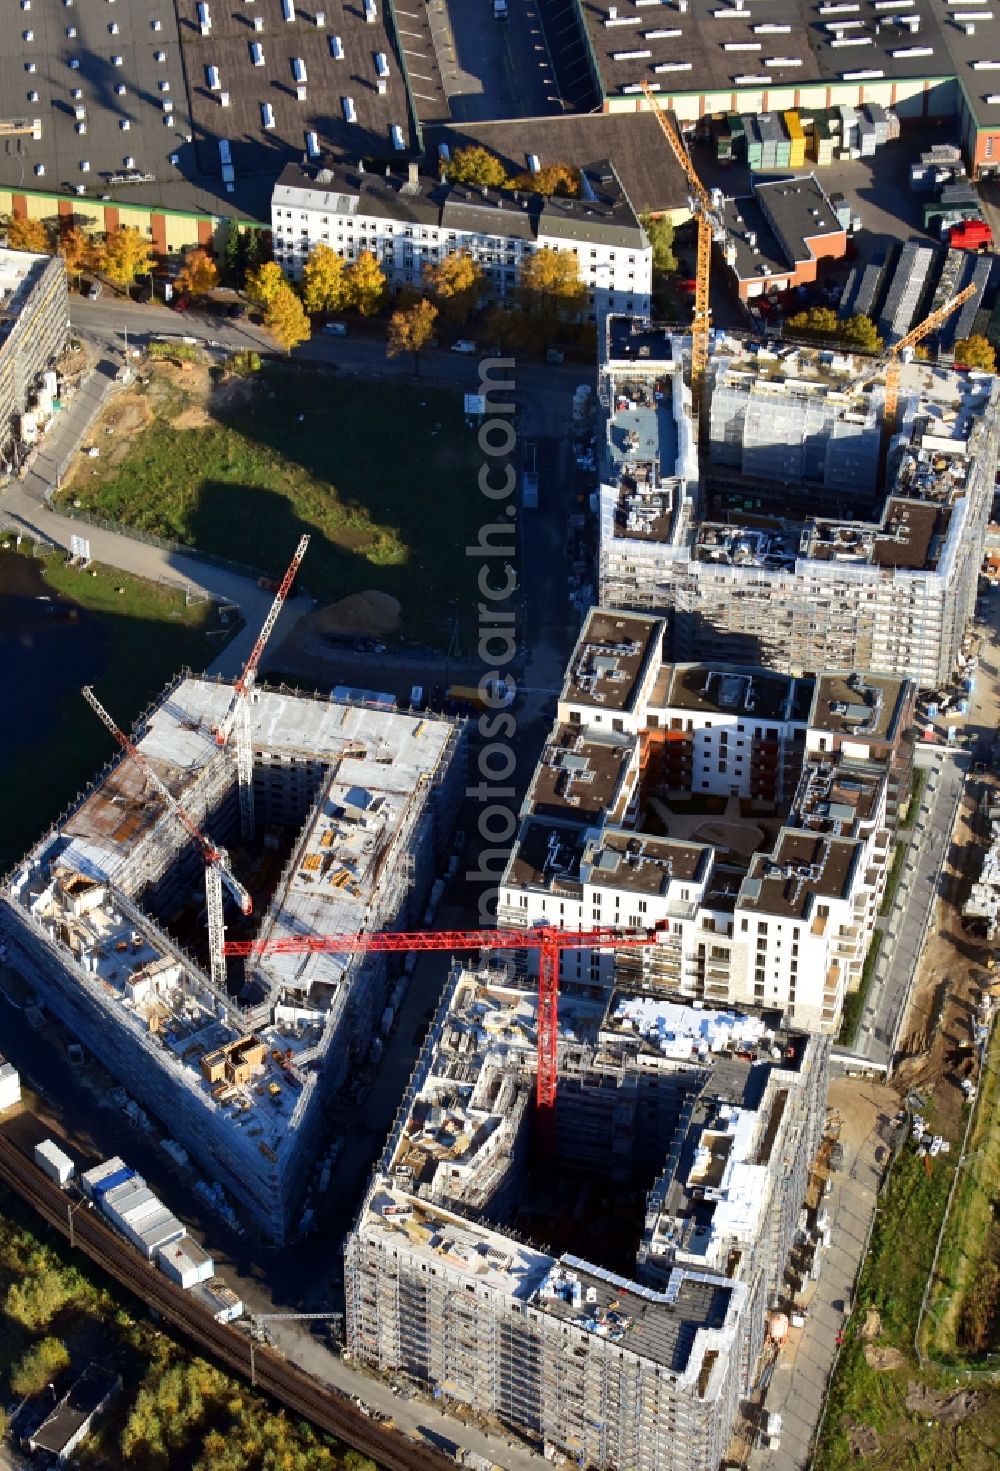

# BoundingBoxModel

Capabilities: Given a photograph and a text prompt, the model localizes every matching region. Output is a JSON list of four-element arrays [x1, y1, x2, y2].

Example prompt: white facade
[[0, 1059, 20, 1113], [271, 164, 652, 321]]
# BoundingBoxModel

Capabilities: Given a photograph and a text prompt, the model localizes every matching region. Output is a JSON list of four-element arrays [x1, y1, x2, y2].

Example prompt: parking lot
[[428, 0, 561, 120]]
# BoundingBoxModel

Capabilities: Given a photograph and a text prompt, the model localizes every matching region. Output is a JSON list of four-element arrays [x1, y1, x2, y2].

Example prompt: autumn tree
[[6, 215, 51, 253], [300, 242, 347, 315], [786, 305, 840, 336], [58, 224, 92, 286], [443, 145, 508, 190], [423, 250, 483, 325], [954, 333, 996, 371], [175, 247, 219, 298], [5, 1265, 78, 1330], [387, 297, 438, 375], [839, 314, 881, 352], [96, 226, 155, 289], [10, 1337, 70, 1398], [345, 249, 386, 316], [511, 163, 580, 198], [245, 259, 286, 307], [265, 282, 310, 353], [520, 246, 586, 321], [641, 212, 677, 276]]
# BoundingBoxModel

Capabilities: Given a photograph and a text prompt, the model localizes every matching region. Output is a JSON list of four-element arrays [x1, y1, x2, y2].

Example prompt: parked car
[[323, 320, 348, 336], [87, 281, 102, 300], [450, 339, 477, 353], [228, 302, 247, 319]]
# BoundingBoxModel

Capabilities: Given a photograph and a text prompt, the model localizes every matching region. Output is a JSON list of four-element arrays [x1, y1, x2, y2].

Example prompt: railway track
[[0, 1135, 455, 1471]]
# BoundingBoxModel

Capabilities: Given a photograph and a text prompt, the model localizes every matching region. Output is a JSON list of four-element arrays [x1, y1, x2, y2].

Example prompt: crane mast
[[880, 284, 976, 434], [641, 82, 722, 411], [82, 685, 252, 991], [224, 924, 669, 1114], [216, 534, 310, 841]]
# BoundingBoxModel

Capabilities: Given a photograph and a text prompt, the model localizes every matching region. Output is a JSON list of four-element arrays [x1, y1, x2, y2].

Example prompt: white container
[[34, 1138, 75, 1187]]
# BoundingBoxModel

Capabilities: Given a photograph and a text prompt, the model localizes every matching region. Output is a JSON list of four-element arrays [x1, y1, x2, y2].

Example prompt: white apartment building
[[271, 162, 652, 321], [596, 318, 1000, 687], [499, 609, 913, 1033]]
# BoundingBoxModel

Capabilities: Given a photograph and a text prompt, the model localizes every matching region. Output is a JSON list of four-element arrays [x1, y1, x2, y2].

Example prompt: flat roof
[[740, 829, 859, 920], [810, 672, 909, 743], [507, 818, 588, 892], [606, 315, 677, 365], [583, 829, 711, 892], [575, 0, 987, 118], [30, 1365, 119, 1456], [428, 113, 690, 216], [755, 175, 845, 266], [720, 194, 789, 284], [790, 757, 885, 834], [653, 664, 808, 725], [561, 608, 663, 712], [527, 725, 635, 827], [873, 496, 951, 570]]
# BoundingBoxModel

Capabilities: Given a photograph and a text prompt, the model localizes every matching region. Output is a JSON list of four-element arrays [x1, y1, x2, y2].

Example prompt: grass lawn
[[901, 767, 929, 828], [815, 1148, 1000, 1471], [0, 545, 231, 873], [923, 1018, 1000, 1364], [58, 363, 493, 647], [837, 931, 882, 1048]]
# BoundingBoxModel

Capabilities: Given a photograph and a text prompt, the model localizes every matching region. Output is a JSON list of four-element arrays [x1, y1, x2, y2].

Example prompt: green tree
[[300, 243, 347, 315], [520, 246, 586, 320], [510, 163, 580, 198], [954, 333, 996, 371], [423, 250, 483, 325], [265, 282, 310, 353], [97, 226, 155, 289], [10, 1337, 70, 1397], [386, 297, 439, 375], [222, 221, 242, 284], [6, 216, 51, 253], [443, 145, 508, 190], [345, 249, 386, 316], [641, 212, 677, 276], [842, 313, 882, 353], [786, 305, 841, 336], [245, 259, 286, 307], [242, 227, 268, 278], [176, 247, 219, 298], [342, 1454, 378, 1471]]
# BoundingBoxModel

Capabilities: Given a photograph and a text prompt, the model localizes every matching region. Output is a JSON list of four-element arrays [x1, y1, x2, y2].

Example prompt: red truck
[[947, 217, 993, 251]]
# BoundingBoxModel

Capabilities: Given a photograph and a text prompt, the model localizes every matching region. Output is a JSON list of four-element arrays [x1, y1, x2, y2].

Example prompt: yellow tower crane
[[878, 283, 976, 434], [641, 82, 725, 411]]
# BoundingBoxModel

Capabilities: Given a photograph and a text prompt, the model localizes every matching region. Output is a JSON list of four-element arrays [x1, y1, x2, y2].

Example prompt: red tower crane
[[215, 534, 310, 841], [82, 685, 252, 992], [223, 924, 669, 1111]]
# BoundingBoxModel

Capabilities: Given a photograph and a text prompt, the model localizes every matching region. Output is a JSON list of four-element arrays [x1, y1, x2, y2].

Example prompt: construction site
[[345, 960, 828, 1471], [0, 674, 465, 1241], [597, 317, 1000, 687]]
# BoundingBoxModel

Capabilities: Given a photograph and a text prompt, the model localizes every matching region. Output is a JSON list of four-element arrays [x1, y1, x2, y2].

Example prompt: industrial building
[[596, 317, 1000, 687], [27, 1364, 121, 1465], [573, 0, 1000, 180], [271, 160, 653, 321], [346, 960, 829, 1471], [1, 677, 465, 1241], [0, 248, 69, 473], [720, 175, 848, 303], [496, 607, 913, 1033]]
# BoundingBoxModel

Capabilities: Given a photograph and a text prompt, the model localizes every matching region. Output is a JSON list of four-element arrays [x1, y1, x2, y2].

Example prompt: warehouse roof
[[576, 0, 990, 119]]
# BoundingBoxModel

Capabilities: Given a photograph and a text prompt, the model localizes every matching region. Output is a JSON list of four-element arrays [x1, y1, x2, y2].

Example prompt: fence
[[53, 504, 271, 586]]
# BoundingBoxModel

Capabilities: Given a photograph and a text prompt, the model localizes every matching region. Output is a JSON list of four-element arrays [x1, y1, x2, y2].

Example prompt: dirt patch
[[690, 820, 766, 856], [846, 1423, 881, 1456], [894, 787, 998, 1144], [904, 1381, 985, 1425], [212, 375, 255, 413], [863, 1343, 905, 1370], [312, 591, 402, 636], [861, 1307, 882, 1340]]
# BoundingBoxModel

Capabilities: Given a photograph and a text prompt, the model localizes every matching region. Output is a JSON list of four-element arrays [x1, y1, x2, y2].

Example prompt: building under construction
[[0, 676, 465, 1241], [346, 962, 828, 1471], [598, 317, 1000, 686]]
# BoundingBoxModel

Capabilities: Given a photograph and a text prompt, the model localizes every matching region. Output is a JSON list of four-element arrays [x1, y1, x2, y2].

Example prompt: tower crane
[[875, 283, 976, 436], [215, 534, 310, 842], [81, 685, 252, 993], [223, 924, 670, 1114], [641, 81, 725, 411]]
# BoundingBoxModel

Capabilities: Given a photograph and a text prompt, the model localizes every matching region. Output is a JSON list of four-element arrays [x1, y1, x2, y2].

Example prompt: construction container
[[192, 1279, 244, 1323], [784, 111, 806, 168], [34, 1138, 74, 1188], [948, 218, 994, 253], [838, 105, 858, 150], [0, 1059, 20, 1113], [858, 118, 877, 158], [862, 101, 889, 146], [878, 241, 936, 343], [713, 115, 733, 164], [774, 114, 791, 169], [745, 115, 763, 170], [156, 1233, 215, 1288], [81, 1156, 129, 1199], [811, 114, 835, 166], [728, 112, 746, 161], [828, 191, 852, 231]]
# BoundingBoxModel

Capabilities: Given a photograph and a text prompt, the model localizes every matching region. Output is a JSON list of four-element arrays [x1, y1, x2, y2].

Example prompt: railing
[[52, 504, 273, 585]]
